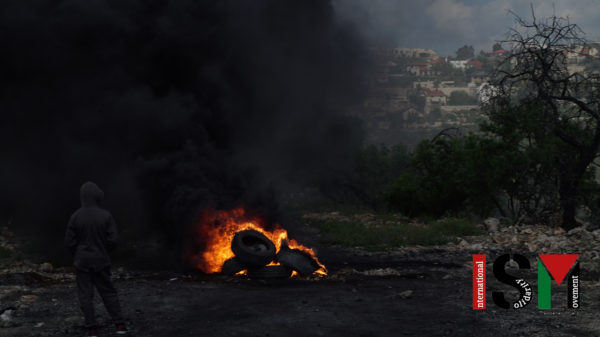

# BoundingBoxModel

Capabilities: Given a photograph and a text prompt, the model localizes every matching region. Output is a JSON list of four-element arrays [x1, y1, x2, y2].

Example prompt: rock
[[39, 262, 53, 273], [484, 218, 500, 232], [526, 242, 538, 252], [0, 309, 12, 322], [580, 230, 594, 241], [567, 227, 584, 236], [20, 295, 37, 303], [558, 240, 570, 249], [553, 227, 566, 235], [458, 239, 469, 249], [521, 228, 533, 234], [470, 243, 483, 250], [576, 206, 592, 221], [492, 235, 507, 244], [34, 322, 44, 328], [397, 290, 413, 299]]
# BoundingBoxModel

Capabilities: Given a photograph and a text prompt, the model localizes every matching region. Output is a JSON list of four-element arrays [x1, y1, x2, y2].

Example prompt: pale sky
[[334, 0, 600, 56]]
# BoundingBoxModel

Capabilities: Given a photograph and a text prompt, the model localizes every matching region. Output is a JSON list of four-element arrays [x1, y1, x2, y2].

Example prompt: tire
[[276, 247, 320, 276], [247, 264, 292, 279], [231, 230, 276, 267], [221, 257, 247, 276]]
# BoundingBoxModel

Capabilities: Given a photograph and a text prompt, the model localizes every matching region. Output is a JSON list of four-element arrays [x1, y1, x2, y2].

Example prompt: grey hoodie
[[64, 182, 118, 271]]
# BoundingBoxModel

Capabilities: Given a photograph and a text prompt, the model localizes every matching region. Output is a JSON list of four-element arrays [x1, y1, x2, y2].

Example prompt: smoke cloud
[[0, 0, 368, 264]]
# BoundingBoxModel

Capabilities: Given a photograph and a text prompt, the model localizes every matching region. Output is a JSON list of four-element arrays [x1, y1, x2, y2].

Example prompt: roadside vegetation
[[298, 12, 600, 251], [314, 216, 481, 250]]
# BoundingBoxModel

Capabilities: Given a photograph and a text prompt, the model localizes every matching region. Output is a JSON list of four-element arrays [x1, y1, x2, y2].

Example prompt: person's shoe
[[115, 323, 127, 335], [87, 328, 99, 337]]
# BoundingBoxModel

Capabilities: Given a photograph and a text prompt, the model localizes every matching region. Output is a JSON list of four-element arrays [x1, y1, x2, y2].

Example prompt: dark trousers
[[76, 267, 124, 328]]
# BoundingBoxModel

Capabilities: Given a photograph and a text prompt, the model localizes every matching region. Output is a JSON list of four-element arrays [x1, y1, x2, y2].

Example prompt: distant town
[[357, 43, 600, 147]]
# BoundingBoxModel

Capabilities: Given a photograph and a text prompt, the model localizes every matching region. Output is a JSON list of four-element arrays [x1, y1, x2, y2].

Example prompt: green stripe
[[538, 259, 551, 309]]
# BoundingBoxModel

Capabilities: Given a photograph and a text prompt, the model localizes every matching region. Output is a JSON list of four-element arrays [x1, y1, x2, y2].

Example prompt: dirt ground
[[2, 244, 600, 337]]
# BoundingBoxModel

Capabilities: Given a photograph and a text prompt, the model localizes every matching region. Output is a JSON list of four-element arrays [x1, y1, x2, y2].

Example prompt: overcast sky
[[334, 0, 600, 56]]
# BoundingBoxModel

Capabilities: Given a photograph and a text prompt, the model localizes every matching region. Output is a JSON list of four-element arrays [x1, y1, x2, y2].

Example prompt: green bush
[[317, 217, 481, 249], [385, 134, 521, 217]]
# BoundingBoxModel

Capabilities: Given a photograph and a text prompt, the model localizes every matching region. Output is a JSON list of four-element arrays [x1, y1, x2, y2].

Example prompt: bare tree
[[489, 8, 600, 229]]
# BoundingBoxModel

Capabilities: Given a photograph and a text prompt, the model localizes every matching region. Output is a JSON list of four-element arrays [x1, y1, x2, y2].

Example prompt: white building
[[449, 60, 468, 70]]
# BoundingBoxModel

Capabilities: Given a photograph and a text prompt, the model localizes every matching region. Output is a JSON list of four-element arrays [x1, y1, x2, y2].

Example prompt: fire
[[186, 206, 326, 276]]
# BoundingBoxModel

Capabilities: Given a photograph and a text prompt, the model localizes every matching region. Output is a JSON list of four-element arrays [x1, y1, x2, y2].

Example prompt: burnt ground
[[2, 246, 600, 337], [3, 217, 600, 337]]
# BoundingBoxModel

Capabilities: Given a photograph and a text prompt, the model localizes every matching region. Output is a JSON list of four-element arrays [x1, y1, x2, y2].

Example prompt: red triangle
[[539, 254, 579, 285]]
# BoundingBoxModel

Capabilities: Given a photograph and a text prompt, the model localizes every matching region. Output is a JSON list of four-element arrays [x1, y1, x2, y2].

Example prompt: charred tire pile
[[276, 246, 319, 276], [231, 230, 276, 267], [221, 229, 321, 278]]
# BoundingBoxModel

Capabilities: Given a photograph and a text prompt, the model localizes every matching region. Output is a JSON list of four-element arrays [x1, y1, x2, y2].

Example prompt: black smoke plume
[[0, 0, 367, 265]]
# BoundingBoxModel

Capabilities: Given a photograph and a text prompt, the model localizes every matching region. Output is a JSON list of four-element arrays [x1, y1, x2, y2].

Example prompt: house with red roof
[[422, 88, 447, 106], [406, 59, 445, 77], [406, 61, 433, 76], [466, 59, 483, 70]]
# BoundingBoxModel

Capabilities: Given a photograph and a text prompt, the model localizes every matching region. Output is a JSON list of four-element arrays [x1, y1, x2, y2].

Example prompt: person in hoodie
[[65, 181, 127, 336]]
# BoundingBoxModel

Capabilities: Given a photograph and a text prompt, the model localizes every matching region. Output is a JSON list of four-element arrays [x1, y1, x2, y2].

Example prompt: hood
[[80, 181, 104, 207]]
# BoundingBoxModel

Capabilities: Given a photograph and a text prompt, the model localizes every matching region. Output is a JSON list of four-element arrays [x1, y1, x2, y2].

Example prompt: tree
[[492, 42, 503, 51], [489, 10, 600, 230], [386, 133, 524, 217], [456, 45, 474, 60]]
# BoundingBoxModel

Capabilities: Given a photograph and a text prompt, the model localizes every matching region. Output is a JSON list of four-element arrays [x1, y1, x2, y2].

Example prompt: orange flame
[[185, 206, 326, 276]]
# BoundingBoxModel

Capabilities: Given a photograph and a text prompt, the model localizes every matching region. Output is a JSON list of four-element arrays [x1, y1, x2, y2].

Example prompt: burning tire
[[221, 257, 246, 276], [247, 265, 292, 279], [276, 246, 320, 276], [231, 230, 276, 267]]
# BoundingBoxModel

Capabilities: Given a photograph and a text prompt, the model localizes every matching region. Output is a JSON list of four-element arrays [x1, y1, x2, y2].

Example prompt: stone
[[20, 295, 37, 302], [458, 239, 469, 249], [521, 228, 533, 234], [470, 243, 483, 250], [0, 310, 12, 322], [397, 290, 413, 299], [39, 262, 53, 273], [484, 218, 500, 232], [526, 242, 538, 252], [492, 235, 507, 244]]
